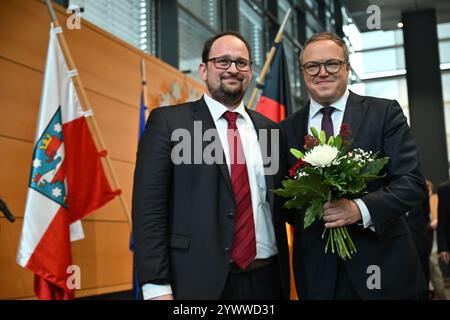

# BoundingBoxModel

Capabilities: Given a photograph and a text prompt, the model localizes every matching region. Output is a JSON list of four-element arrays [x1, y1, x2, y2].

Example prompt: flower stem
[[324, 228, 331, 253], [330, 228, 335, 253], [343, 227, 357, 254], [337, 227, 350, 259]]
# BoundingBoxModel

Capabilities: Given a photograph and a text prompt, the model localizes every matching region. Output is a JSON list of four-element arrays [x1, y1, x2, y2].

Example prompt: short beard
[[207, 77, 246, 107]]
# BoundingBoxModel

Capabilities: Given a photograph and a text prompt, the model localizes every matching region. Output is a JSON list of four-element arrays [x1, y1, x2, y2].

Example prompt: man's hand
[[439, 251, 450, 265], [150, 294, 174, 300], [322, 199, 362, 228]]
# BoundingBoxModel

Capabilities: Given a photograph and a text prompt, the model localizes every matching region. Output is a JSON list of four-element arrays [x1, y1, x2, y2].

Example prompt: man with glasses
[[281, 32, 427, 299], [132, 31, 289, 300]]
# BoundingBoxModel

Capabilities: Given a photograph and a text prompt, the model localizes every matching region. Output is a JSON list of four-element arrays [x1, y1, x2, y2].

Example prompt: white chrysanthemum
[[303, 145, 340, 168]]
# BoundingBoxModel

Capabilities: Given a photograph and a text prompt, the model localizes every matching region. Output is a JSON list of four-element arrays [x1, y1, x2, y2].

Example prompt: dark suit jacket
[[280, 91, 427, 299], [405, 194, 432, 285], [132, 97, 289, 299], [437, 181, 450, 253]]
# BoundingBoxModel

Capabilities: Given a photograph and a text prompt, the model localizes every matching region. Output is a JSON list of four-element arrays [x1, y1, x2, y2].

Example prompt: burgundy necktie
[[223, 111, 256, 270], [320, 106, 335, 139]]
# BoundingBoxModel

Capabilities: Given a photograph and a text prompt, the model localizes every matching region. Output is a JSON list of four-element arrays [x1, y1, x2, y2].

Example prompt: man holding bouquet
[[280, 32, 427, 299]]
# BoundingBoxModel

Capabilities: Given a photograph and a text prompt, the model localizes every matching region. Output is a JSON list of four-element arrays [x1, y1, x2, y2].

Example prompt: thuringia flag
[[16, 26, 120, 299]]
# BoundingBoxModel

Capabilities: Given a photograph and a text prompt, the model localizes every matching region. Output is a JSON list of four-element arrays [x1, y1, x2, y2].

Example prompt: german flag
[[255, 42, 293, 122]]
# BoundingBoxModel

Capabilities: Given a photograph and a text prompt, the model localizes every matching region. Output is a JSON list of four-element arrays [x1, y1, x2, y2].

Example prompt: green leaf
[[284, 197, 309, 209], [346, 179, 367, 194], [360, 157, 389, 177], [319, 130, 326, 144], [335, 135, 342, 149], [280, 176, 328, 201], [304, 202, 323, 229], [272, 187, 293, 198], [310, 127, 319, 138], [290, 148, 304, 159], [328, 135, 335, 146]]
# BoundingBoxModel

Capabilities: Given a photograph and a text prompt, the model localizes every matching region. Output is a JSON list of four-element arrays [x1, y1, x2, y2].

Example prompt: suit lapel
[[191, 98, 233, 194], [342, 91, 368, 149], [293, 103, 310, 152]]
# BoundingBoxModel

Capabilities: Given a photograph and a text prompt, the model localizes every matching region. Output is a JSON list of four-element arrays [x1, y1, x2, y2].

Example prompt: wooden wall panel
[[0, 0, 49, 71], [88, 91, 140, 163], [0, 58, 42, 142], [0, 218, 132, 299], [71, 220, 133, 295], [66, 27, 142, 107], [0, 137, 33, 219], [0, 218, 34, 300]]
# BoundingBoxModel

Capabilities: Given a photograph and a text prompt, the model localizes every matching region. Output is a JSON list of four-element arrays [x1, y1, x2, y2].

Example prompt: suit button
[[224, 247, 230, 253], [228, 212, 234, 219]]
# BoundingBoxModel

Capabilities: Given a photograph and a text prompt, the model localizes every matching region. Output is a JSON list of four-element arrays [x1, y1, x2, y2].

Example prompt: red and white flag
[[16, 26, 119, 299]]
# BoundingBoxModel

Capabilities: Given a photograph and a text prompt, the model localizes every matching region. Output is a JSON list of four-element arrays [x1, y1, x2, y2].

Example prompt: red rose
[[288, 158, 306, 178]]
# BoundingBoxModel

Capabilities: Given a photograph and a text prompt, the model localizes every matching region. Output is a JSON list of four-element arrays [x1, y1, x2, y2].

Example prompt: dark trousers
[[333, 259, 361, 300], [220, 257, 284, 300]]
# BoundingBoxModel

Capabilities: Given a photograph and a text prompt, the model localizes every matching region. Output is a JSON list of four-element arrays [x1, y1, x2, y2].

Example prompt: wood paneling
[[0, 58, 43, 142], [0, 137, 34, 219], [88, 91, 139, 163], [0, 0, 50, 72], [0, 218, 132, 299], [71, 220, 133, 294], [0, 218, 34, 300]]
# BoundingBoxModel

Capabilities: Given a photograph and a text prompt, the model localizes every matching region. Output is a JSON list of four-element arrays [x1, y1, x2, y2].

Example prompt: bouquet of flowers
[[273, 124, 389, 259]]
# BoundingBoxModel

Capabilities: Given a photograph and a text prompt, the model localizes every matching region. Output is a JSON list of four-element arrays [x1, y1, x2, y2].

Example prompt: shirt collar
[[203, 93, 248, 121], [310, 89, 349, 118]]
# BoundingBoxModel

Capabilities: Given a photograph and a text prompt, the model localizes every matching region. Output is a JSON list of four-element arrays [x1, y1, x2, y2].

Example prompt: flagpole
[[247, 8, 292, 110], [44, 0, 132, 228], [140, 59, 149, 119]]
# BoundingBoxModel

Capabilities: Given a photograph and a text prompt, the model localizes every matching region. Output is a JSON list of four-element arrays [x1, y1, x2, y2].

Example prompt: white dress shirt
[[308, 89, 375, 231], [143, 94, 277, 299]]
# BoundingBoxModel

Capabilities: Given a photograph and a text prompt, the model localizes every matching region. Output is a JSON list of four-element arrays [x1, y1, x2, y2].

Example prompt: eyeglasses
[[207, 56, 252, 71], [302, 59, 348, 76]]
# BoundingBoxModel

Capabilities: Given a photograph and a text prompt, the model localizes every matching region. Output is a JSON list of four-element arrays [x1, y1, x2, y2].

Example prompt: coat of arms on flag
[[30, 107, 67, 205]]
